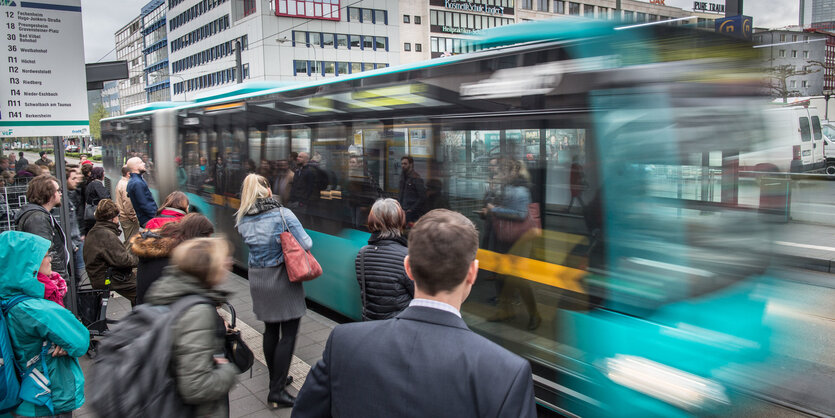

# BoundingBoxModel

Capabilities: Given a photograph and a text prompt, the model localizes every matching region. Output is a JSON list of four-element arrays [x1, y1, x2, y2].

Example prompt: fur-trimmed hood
[[129, 230, 181, 259]]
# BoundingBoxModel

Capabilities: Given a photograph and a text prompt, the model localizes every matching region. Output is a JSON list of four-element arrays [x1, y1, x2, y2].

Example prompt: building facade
[[167, 0, 402, 101], [102, 80, 121, 116], [754, 27, 828, 98], [142, 0, 171, 102], [115, 16, 147, 112]]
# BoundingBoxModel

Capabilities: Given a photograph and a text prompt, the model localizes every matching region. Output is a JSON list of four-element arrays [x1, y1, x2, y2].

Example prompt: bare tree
[[768, 60, 823, 103]]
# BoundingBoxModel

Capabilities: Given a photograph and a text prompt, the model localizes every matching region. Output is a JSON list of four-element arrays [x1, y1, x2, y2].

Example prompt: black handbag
[[83, 203, 96, 222], [224, 302, 254, 374]]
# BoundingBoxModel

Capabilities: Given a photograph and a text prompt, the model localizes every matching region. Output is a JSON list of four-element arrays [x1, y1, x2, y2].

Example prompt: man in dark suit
[[292, 209, 536, 418]]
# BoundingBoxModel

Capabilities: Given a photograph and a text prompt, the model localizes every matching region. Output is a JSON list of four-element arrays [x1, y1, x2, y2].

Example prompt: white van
[[740, 106, 825, 173]]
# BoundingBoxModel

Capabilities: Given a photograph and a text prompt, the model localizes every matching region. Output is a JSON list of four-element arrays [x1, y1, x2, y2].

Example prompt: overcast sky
[[79, 0, 800, 64]]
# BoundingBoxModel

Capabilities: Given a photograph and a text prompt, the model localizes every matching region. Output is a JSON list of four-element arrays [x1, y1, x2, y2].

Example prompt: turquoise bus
[[101, 20, 831, 416]]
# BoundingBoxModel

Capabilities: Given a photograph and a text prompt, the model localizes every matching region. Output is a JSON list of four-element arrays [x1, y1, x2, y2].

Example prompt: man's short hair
[[121, 165, 130, 176], [18, 151, 23, 157], [65, 167, 77, 180], [407, 209, 479, 295], [26, 175, 58, 206], [401, 155, 414, 165]]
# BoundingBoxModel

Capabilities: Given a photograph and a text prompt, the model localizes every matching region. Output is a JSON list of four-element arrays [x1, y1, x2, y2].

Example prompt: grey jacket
[[145, 267, 238, 418], [14, 203, 69, 277]]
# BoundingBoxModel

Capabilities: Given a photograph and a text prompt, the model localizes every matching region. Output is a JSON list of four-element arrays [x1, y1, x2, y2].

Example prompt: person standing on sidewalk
[[236, 174, 311, 409], [355, 198, 413, 321], [143, 237, 239, 416], [293, 210, 536, 418], [65, 167, 86, 282], [83, 167, 110, 236], [14, 175, 70, 280], [83, 199, 139, 306], [129, 213, 214, 305], [126, 156, 158, 228], [397, 156, 426, 224], [0, 231, 90, 417], [144, 191, 189, 230], [15, 151, 28, 172], [115, 165, 140, 242]]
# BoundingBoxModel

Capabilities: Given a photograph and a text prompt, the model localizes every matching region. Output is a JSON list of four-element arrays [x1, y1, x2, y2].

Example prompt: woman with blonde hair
[[235, 173, 311, 409], [144, 237, 239, 416], [354, 198, 413, 320]]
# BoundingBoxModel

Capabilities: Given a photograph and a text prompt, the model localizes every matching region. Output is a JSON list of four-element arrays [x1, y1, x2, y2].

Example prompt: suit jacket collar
[[396, 306, 469, 330]]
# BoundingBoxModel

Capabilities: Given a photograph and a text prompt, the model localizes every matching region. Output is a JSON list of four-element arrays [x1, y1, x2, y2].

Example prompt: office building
[[142, 0, 171, 102], [115, 16, 147, 112], [168, 0, 402, 100], [754, 27, 828, 97]]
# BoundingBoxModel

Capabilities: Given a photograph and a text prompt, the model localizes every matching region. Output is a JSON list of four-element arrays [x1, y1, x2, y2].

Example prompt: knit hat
[[95, 199, 120, 221]]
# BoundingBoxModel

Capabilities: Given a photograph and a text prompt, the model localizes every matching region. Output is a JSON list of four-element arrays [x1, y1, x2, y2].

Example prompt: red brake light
[[793, 145, 801, 160]]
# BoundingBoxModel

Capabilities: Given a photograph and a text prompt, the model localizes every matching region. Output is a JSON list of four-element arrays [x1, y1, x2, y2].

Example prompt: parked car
[[91, 146, 102, 157], [66, 144, 80, 153]]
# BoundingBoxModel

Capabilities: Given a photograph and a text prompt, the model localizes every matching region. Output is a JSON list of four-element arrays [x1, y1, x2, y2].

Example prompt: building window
[[323, 33, 334, 48], [802, 80, 808, 87], [362, 8, 373, 22], [415, 16, 421, 24], [362, 35, 374, 50], [636, 12, 646, 22], [350, 34, 360, 49], [310, 32, 322, 47], [431, 37, 438, 52], [537, 0, 548, 11], [569, 2, 580, 15], [404, 14, 410, 23], [790, 80, 796, 88], [415, 43, 422, 52], [351, 62, 361, 73], [276, 0, 340, 20], [793, 35, 798, 41], [404, 42, 411, 51], [375, 9, 386, 24], [375, 36, 386, 50], [337, 34, 348, 48], [521, 0, 533, 10], [804, 50, 809, 58], [554, 0, 565, 13], [780, 34, 786, 42], [599, 7, 608, 19], [243, 0, 256, 16], [792, 50, 798, 58]]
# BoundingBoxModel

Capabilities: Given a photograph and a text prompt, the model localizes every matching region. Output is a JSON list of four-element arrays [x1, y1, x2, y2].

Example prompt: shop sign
[[693, 2, 725, 13], [444, 0, 506, 16]]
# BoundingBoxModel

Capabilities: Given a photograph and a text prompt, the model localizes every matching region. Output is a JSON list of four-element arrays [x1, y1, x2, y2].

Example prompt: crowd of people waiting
[[0, 149, 539, 417]]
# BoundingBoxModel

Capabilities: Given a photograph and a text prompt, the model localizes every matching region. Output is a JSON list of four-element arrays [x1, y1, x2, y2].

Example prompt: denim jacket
[[491, 185, 531, 221], [236, 198, 312, 268]]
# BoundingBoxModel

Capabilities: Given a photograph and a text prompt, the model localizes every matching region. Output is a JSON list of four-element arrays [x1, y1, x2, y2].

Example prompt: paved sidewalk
[[74, 273, 337, 418]]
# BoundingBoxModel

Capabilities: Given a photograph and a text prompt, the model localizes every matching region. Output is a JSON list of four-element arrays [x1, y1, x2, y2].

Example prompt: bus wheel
[[826, 163, 835, 178]]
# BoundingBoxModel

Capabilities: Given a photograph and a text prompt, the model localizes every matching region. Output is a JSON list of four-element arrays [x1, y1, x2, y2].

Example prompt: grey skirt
[[248, 264, 306, 323]]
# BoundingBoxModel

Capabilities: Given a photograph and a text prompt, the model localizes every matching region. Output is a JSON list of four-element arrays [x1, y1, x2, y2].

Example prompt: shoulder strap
[[2, 295, 32, 315], [277, 207, 289, 233]]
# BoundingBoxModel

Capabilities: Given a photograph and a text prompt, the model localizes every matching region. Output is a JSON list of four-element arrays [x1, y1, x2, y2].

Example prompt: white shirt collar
[[408, 298, 461, 318]]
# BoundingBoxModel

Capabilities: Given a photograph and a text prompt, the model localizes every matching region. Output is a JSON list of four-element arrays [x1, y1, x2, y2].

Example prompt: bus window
[[266, 125, 289, 161], [291, 126, 311, 154]]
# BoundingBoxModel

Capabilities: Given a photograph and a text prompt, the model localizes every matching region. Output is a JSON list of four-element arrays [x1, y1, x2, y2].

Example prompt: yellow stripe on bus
[[476, 249, 587, 294]]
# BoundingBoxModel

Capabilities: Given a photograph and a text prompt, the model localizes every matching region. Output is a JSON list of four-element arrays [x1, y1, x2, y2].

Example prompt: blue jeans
[[73, 242, 85, 282]]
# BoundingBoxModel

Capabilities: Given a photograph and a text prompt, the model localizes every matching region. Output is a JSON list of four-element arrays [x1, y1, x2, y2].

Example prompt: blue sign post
[[715, 15, 753, 40]]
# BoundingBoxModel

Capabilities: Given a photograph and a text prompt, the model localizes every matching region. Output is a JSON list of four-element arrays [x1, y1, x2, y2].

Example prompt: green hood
[[145, 266, 229, 306], [0, 231, 48, 299]]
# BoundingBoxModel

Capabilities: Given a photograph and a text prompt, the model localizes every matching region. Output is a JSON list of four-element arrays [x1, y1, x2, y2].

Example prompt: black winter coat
[[128, 229, 180, 305], [354, 234, 413, 321], [83, 180, 110, 234], [14, 204, 69, 278]]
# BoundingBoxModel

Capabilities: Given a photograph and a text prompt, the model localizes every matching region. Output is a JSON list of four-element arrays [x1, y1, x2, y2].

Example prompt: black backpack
[[88, 295, 211, 417]]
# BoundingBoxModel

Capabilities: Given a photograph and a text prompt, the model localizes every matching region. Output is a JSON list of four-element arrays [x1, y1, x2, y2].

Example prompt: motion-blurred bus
[[102, 20, 832, 416]]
